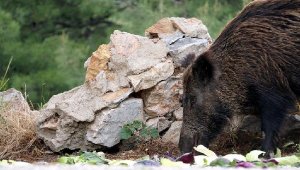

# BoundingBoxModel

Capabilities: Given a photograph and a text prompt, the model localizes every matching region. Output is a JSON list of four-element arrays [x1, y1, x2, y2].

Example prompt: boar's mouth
[[179, 135, 194, 154], [179, 104, 231, 154], [179, 127, 210, 154]]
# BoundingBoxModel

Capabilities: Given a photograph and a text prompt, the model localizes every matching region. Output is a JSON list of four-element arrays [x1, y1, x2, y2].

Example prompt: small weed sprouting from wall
[[0, 57, 13, 91], [120, 120, 159, 142], [119, 120, 159, 151]]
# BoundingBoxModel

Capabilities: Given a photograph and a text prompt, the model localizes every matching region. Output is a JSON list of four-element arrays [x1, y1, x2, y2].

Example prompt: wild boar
[[179, 0, 300, 157]]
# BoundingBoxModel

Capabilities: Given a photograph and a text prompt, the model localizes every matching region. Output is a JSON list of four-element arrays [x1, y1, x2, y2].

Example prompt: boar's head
[[179, 52, 231, 153]]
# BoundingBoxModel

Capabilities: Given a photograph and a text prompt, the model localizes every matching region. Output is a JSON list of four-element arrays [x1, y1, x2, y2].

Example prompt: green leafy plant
[[120, 120, 159, 142], [58, 151, 108, 165]]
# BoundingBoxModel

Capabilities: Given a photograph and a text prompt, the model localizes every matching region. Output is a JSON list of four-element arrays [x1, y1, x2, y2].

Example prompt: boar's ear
[[192, 52, 216, 85], [181, 53, 196, 68]]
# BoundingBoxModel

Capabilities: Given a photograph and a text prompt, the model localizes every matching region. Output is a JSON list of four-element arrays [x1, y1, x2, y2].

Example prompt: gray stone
[[88, 71, 130, 93], [146, 117, 172, 133], [37, 113, 96, 152], [37, 84, 134, 152], [42, 85, 133, 122], [145, 17, 212, 41], [168, 37, 209, 67], [171, 17, 212, 40], [127, 59, 174, 92], [0, 88, 31, 114], [143, 76, 183, 117], [106, 72, 131, 92], [109, 30, 168, 75], [86, 98, 144, 147], [160, 31, 184, 45], [162, 121, 182, 145], [145, 18, 177, 39], [144, 17, 212, 68], [173, 107, 183, 120], [87, 71, 108, 93]]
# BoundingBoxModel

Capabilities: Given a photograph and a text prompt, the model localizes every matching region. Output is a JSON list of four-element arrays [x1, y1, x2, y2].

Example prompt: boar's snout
[[179, 134, 194, 154], [179, 129, 210, 154]]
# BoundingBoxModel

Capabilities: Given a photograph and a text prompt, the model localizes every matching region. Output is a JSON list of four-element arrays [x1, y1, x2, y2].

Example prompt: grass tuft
[[0, 103, 49, 161]]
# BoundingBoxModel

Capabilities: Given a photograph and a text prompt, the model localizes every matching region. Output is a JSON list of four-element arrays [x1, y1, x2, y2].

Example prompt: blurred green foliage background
[[0, 0, 251, 108]]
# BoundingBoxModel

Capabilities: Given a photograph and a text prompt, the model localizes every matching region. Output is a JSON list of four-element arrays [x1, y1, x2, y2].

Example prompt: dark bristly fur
[[179, 0, 300, 156]]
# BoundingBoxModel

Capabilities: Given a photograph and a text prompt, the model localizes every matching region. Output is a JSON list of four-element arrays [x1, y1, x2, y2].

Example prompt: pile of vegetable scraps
[[1, 145, 299, 168]]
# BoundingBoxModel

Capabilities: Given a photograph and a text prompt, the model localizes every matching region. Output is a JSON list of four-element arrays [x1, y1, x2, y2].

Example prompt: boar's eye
[[184, 93, 197, 106], [182, 93, 187, 105]]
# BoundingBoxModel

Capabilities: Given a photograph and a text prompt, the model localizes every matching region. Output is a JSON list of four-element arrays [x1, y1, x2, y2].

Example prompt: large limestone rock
[[143, 76, 183, 117], [40, 85, 133, 122], [109, 30, 169, 75], [37, 85, 136, 151], [86, 98, 143, 147], [127, 59, 174, 92]]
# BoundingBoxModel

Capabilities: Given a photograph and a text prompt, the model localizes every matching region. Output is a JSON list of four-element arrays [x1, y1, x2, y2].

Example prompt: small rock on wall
[[162, 121, 183, 145], [0, 88, 31, 114], [173, 107, 183, 121], [146, 117, 172, 133], [145, 17, 211, 40], [85, 44, 111, 82]]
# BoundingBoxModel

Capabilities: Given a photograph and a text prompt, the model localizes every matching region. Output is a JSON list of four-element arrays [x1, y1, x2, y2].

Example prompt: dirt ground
[[8, 139, 181, 163], [10, 135, 299, 163]]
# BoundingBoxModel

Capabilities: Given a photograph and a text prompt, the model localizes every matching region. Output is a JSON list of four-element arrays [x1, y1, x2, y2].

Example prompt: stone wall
[[36, 17, 212, 152]]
